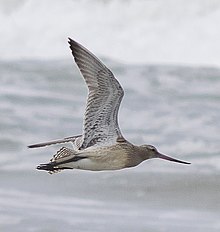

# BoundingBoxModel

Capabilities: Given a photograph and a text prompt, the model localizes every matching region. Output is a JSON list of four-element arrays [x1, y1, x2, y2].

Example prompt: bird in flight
[[28, 38, 190, 174]]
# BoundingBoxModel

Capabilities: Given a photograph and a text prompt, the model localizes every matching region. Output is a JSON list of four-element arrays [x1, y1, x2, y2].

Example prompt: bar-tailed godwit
[[28, 38, 190, 173]]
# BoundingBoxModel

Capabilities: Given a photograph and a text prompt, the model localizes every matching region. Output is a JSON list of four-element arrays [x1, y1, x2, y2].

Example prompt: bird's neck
[[137, 146, 151, 161]]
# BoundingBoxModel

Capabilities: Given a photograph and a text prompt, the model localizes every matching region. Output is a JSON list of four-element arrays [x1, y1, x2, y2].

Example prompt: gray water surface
[[0, 60, 220, 231]]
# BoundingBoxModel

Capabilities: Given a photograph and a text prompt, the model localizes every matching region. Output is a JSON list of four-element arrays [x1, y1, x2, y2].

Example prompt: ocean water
[[0, 59, 220, 232], [1, 0, 220, 66], [1, 0, 220, 231]]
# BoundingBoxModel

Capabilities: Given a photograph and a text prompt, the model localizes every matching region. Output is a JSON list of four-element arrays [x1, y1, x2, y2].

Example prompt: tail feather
[[37, 162, 56, 172], [28, 135, 81, 148], [37, 162, 72, 174], [50, 147, 76, 162], [36, 147, 80, 174]]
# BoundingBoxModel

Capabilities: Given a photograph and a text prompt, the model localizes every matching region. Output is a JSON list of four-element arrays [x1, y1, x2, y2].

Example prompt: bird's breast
[[72, 146, 131, 171]]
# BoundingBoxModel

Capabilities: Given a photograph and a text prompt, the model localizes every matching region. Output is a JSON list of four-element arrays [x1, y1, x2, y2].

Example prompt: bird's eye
[[149, 146, 156, 151]]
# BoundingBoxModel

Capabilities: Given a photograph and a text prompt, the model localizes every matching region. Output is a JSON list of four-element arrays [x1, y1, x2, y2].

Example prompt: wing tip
[[68, 37, 80, 56], [68, 37, 79, 48], [28, 144, 39, 149], [68, 37, 73, 44]]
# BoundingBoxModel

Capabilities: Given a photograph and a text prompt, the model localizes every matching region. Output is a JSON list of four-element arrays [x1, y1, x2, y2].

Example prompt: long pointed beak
[[157, 153, 190, 165]]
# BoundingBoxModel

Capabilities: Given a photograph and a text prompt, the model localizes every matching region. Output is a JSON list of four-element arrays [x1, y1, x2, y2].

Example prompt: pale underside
[[49, 143, 141, 173]]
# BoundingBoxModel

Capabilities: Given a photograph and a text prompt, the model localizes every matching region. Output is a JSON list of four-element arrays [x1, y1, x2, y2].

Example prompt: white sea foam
[[0, 0, 220, 66]]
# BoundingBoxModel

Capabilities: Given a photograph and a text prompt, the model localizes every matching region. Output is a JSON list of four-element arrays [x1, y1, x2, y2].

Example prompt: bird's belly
[[64, 156, 126, 171]]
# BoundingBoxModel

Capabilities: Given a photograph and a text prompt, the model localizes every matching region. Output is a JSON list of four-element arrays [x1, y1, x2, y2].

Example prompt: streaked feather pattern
[[68, 38, 124, 149]]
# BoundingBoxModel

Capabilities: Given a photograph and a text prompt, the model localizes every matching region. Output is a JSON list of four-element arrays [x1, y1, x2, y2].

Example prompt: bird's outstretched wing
[[28, 135, 81, 148], [68, 38, 124, 149]]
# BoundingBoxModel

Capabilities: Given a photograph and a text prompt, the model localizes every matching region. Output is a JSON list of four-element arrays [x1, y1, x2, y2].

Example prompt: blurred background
[[0, 0, 220, 231], [1, 0, 220, 66]]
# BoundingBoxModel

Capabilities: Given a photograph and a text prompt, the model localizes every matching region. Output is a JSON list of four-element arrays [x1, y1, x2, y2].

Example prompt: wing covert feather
[[68, 38, 124, 149]]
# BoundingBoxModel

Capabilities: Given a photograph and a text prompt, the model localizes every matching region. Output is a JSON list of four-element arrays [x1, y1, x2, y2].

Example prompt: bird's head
[[140, 145, 190, 165]]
